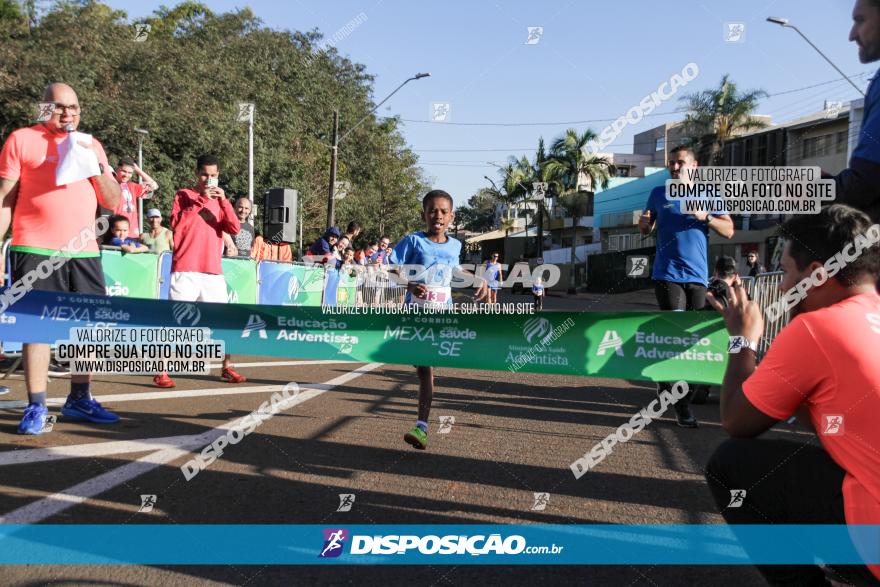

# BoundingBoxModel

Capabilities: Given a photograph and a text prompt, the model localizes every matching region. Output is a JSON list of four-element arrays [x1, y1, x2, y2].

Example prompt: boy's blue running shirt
[[390, 231, 462, 306], [645, 185, 709, 286]]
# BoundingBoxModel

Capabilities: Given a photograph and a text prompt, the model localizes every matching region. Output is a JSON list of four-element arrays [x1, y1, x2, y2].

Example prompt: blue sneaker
[[61, 397, 119, 423], [18, 403, 49, 435]]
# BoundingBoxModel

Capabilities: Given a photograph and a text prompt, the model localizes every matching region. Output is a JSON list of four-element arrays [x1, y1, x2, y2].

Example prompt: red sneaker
[[221, 367, 247, 384], [153, 373, 175, 388]]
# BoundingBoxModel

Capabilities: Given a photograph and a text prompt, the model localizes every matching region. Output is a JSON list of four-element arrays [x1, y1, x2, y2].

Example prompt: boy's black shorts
[[9, 251, 105, 296]]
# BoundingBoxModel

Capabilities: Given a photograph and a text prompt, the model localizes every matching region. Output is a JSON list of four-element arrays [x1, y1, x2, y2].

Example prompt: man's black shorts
[[9, 251, 105, 295]]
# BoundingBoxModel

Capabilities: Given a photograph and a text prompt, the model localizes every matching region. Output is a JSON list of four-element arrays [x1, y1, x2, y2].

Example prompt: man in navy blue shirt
[[640, 145, 734, 427], [833, 0, 880, 222], [307, 226, 341, 264]]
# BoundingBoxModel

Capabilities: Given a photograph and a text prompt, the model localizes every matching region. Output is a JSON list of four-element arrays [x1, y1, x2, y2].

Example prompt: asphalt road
[[0, 290, 807, 586]]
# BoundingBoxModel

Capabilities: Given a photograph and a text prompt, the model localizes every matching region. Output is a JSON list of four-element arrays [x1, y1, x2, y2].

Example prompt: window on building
[[837, 130, 848, 154], [803, 133, 839, 159], [655, 137, 665, 152]]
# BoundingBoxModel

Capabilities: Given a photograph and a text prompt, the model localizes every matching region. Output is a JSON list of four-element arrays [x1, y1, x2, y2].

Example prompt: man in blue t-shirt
[[390, 189, 487, 450], [831, 0, 880, 223], [639, 145, 734, 427]]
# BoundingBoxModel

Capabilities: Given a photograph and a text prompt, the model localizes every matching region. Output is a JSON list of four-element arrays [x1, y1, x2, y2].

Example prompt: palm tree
[[543, 128, 616, 291], [543, 128, 616, 193], [478, 165, 530, 258], [679, 74, 768, 165]]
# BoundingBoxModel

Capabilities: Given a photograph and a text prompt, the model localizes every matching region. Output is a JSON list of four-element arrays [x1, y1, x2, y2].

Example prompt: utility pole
[[134, 128, 148, 234], [327, 110, 339, 228]]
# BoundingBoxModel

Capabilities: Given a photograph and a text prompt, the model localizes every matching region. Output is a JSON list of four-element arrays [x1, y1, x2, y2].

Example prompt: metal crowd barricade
[[749, 271, 788, 359], [738, 276, 755, 299], [355, 265, 405, 307]]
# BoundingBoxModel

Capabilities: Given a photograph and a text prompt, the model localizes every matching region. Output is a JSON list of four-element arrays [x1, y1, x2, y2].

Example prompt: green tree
[[679, 74, 768, 165], [0, 1, 427, 251], [457, 190, 496, 232], [543, 128, 614, 289]]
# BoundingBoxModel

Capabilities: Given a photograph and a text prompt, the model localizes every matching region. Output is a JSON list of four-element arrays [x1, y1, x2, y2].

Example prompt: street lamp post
[[326, 72, 431, 228], [134, 128, 148, 233], [237, 103, 256, 223], [767, 17, 866, 96]]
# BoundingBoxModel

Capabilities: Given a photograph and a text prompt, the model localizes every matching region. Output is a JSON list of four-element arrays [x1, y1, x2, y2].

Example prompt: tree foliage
[[0, 0, 428, 247], [679, 74, 768, 165]]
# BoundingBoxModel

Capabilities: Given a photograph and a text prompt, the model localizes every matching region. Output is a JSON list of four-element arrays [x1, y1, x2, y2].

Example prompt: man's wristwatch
[[728, 335, 758, 354]]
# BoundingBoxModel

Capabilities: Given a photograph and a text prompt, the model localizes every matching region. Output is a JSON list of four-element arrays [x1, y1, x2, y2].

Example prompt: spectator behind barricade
[[153, 153, 245, 389], [745, 251, 765, 277], [0, 82, 123, 434], [354, 244, 376, 265], [105, 215, 148, 253], [334, 236, 350, 263], [705, 204, 880, 586], [305, 227, 341, 264], [232, 197, 255, 254], [251, 227, 293, 262], [371, 235, 391, 265], [707, 255, 738, 308], [345, 221, 362, 244], [141, 208, 173, 254], [355, 242, 377, 265], [337, 247, 356, 274], [113, 157, 158, 238]]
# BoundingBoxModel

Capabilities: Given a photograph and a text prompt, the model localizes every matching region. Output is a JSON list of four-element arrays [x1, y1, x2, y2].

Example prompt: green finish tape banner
[[0, 291, 729, 384], [221, 258, 258, 304], [101, 250, 161, 299]]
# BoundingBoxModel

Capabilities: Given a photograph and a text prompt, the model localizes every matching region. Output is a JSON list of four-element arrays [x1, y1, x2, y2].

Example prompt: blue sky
[[107, 0, 872, 206]]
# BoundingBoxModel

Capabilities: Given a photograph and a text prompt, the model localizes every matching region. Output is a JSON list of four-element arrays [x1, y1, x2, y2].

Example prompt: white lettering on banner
[[596, 330, 624, 357], [348, 534, 529, 556], [634, 347, 724, 362], [276, 330, 359, 345], [242, 314, 268, 339]]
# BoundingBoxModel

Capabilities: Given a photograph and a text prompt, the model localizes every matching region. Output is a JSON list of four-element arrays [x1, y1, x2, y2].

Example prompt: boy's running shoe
[[18, 403, 49, 435], [153, 373, 176, 388], [404, 426, 428, 450], [221, 367, 247, 383], [61, 398, 119, 423]]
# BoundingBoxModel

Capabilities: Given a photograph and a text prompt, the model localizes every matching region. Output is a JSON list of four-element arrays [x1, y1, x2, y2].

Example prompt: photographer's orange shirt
[[744, 291, 880, 579]]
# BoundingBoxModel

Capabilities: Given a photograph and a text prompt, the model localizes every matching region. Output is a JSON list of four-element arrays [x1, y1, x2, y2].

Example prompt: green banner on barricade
[[222, 258, 258, 304], [0, 291, 730, 384], [101, 250, 161, 299], [336, 269, 358, 307], [257, 262, 325, 307]]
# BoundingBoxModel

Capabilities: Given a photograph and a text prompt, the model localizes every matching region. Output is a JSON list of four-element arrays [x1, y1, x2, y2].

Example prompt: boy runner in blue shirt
[[390, 190, 487, 449]]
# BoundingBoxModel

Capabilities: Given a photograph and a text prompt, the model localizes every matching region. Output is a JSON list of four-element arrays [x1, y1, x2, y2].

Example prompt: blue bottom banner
[[0, 525, 877, 565]]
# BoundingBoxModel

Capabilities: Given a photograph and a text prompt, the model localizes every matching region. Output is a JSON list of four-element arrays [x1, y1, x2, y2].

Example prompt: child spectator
[[106, 215, 149, 253]]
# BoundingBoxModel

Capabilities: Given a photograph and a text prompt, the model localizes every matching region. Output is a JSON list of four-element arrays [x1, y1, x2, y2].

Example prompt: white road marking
[[46, 382, 338, 406], [15, 360, 356, 380], [0, 363, 383, 524]]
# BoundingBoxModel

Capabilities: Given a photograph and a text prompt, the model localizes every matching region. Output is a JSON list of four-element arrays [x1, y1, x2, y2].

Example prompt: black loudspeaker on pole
[[263, 188, 298, 244]]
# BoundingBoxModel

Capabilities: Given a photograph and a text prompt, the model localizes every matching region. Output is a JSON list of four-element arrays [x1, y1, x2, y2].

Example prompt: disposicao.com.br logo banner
[[317, 527, 564, 560]]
